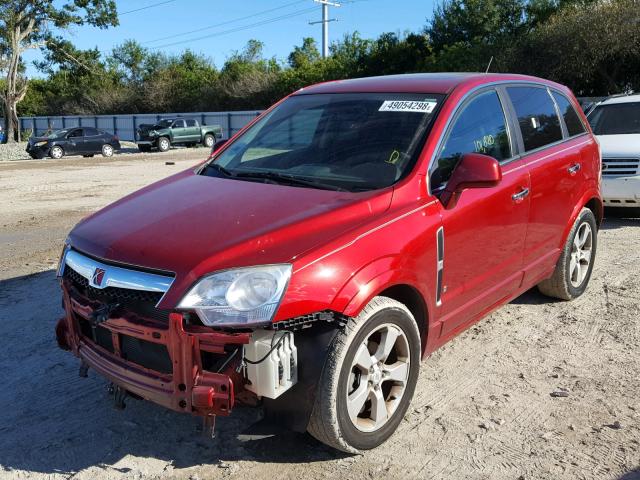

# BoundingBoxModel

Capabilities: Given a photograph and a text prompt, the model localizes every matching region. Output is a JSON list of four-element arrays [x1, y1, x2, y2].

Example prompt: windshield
[[47, 129, 69, 138], [588, 102, 640, 135], [203, 93, 442, 192], [156, 119, 174, 128]]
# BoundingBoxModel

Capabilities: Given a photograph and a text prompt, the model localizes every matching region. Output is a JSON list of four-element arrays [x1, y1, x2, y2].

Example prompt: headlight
[[149, 130, 158, 137], [34, 140, 48, 147], [178, 265, 292, 327], [57, 237, 71, 277]]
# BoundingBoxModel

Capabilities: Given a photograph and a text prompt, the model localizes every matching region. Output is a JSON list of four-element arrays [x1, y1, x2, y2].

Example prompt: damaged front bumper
[[56, 282, 251, 417]]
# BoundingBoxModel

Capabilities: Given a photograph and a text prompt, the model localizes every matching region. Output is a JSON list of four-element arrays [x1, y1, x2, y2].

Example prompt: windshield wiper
[[206, 163, 236, 177], [233, 171, 347, 192]]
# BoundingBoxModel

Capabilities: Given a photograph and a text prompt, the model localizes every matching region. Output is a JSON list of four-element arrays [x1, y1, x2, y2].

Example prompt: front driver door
[[65, 128, 84, 155], [171, 119, 187, 142], [430, 88, 531, 336]]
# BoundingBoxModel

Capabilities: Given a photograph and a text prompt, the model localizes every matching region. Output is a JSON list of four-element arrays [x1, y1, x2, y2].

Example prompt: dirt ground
[[0, 153, 638, 480]]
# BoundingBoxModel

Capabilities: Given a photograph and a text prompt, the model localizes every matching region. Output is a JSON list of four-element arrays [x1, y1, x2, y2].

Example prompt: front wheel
[[49, 146, 64, 159], [157, 137, 171, 152], [307, 296, 420, 453], [538, 207, 597, 300]]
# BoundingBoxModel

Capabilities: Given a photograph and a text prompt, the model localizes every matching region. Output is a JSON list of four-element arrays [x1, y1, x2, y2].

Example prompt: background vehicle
[[26, 127, 120, 160], [136, 117, 223, 152], [55, 73, 601, 454], [587, 94, 640, 211]]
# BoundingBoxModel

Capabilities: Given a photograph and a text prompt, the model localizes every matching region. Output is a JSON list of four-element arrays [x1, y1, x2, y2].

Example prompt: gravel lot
[[0, 153, 638, 480]]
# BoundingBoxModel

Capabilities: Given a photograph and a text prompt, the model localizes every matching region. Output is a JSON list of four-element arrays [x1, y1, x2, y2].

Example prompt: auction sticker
[[379, 100, 437, 113]]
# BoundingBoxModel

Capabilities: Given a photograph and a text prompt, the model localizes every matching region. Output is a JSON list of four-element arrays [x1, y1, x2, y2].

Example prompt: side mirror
[[212, 138, 229, 154], [440, 153, 502, 209]]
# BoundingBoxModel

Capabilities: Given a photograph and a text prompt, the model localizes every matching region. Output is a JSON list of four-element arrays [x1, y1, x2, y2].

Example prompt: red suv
[[56, 73, 602, 453]]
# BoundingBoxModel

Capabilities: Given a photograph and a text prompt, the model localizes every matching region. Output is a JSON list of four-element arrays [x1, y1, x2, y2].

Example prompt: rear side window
[[507, 86, 563, 151], [84, 127, 99, 136], [430, 90, 511, 190], [185, 119, 197, 127], [551, 92, 586, 137]]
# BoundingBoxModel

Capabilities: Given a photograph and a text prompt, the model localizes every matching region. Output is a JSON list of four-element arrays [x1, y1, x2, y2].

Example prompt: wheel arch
[[560, 190, 603, 246], [341, 273, 431, 356]]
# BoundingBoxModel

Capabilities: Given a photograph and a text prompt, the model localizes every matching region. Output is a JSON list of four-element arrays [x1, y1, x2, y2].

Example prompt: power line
[[119, 0, 179, 16], [149, 7, 319, 50], [142, 0, 308, 45]]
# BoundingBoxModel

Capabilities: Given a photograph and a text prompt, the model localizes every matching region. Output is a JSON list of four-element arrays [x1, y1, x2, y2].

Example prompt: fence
[[15, 110, 264, 142]]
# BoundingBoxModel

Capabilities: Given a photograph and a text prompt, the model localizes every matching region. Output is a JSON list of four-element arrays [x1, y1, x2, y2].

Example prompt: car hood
[[28, 136, 51, 144], [596, 134, 640, 157], [69, 170, 392, 302]]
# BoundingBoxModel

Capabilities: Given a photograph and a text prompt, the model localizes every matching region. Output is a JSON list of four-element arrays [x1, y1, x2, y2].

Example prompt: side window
[[84, 127, 99, 136], [507, 86, 563, 151], [68, 129, 84, 138], [172, 120, 186, 128], [185, 119, 197, 127], [430, 90, 511, 190], [551, 91, 586, 137]]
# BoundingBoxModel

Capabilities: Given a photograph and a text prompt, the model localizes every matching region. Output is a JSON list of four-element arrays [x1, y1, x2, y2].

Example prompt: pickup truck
[[136, 117, 223, 152]]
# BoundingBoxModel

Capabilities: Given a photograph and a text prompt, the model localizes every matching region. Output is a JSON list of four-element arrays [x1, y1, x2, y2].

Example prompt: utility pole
[[309, 0, 340, 58]]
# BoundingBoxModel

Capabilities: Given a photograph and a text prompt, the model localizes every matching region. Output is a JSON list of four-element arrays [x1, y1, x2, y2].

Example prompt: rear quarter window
[[551, 91, 586, 137], [507, 86, 563, 152]]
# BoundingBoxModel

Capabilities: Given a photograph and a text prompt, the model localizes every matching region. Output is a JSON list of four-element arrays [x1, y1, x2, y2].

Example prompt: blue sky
[[24, 0, 436, 76]]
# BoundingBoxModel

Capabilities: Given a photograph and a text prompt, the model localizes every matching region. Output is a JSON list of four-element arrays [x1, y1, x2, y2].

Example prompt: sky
[[23, 0, 436, 77]]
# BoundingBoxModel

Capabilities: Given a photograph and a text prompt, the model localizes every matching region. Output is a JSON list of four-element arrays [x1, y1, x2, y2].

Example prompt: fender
[[560, 188, 603, 248]]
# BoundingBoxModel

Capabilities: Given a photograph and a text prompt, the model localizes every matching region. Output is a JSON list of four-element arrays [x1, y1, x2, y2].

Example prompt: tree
[[0, 0, 117, 142], [288, 37, 321, 69]]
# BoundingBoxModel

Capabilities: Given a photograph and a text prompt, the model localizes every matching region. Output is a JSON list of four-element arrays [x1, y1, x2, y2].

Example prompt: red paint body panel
[[58, 73, 602, 417]]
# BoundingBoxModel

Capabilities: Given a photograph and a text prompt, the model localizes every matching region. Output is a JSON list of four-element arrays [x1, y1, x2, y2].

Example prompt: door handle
[[512, 187, 530, 203], [568, 163, 581, 175]]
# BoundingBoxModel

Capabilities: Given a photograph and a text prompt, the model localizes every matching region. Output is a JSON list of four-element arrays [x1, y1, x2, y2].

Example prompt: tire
[[138, 145, 151, 153], [157, 137, 171, 152], [203, 134, 215, 148], [49, 145, 64, 159], [102, 144, 114, 157], [538, 207, 597, 300], [307, 296, 421, 453]]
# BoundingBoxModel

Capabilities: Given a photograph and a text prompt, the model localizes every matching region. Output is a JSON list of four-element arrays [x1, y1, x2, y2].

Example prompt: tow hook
[[78, 360, 89, 378], [108, 383, 128, 410], [197, 414, 216, 439]]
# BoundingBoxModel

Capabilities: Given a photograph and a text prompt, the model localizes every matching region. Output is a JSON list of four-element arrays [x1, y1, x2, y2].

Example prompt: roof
[[599, 94, 640, 105], [295, 73, 563, 96]]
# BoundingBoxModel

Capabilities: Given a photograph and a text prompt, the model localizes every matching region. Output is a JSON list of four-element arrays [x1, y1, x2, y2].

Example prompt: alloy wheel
[[159, 138, 170, 151], [102, 144, 113, 157], [570, 222, 593, 288], [51, 146, 63, 159], [346, 323, 410, 432]]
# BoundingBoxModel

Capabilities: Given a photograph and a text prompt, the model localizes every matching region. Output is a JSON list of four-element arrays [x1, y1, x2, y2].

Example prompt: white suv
[[588, 94, 640, 209]]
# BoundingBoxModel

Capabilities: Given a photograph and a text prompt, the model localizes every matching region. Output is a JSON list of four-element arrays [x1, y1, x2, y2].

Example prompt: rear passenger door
[[82, 127, 102, 153], [505, 86, 590, 284], [184, 119, 201, 142], [431, 88, 531, 336]]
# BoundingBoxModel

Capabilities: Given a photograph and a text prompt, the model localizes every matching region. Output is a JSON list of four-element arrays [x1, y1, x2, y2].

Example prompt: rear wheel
[[307, 296, 420, 453], [157, 137, 170, 152], [102, 144, 114, 157], [538, 208, 597, 300], [50, 146, 64, 159], [203, 134, 215, 148]]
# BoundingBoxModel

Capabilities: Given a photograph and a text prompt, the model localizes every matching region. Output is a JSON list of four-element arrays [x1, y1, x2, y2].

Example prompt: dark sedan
[[26, 127, 121, 160]]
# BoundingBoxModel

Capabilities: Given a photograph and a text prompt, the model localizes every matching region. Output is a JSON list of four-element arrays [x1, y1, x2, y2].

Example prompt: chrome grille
[[602, 157, 640, 176]]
